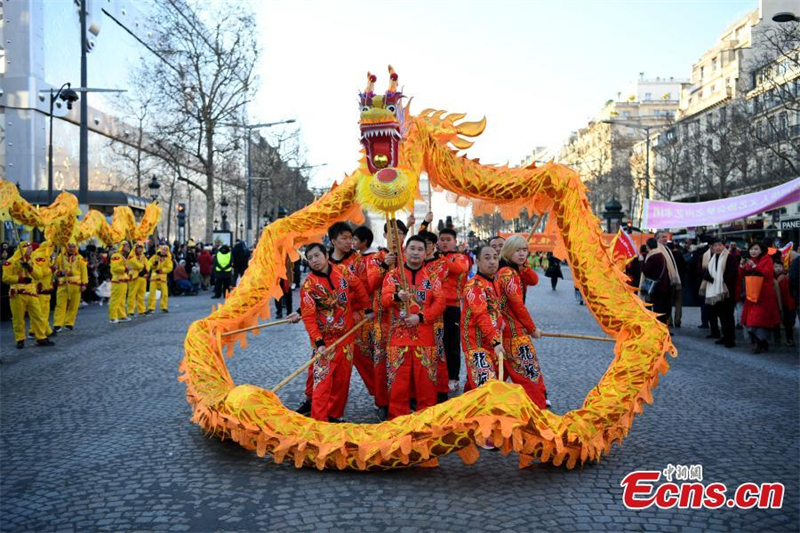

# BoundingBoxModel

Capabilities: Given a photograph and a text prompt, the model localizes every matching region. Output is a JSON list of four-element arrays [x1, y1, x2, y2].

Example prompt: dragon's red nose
[[376, 168, 398, 183]]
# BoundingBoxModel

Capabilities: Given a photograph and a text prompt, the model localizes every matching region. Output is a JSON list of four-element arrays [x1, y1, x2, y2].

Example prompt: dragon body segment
[[178, 67, 676, 470]]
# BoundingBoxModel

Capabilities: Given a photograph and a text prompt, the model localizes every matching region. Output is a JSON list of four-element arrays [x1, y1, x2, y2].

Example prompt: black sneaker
[[36, 339, 55, 347], [295, 398, 312, 415], [437, 392, 449, 404], [161, 309, 169, 313], [375, 406, 388, 422], [714, 338, 725, 345], [144, 310, 152, 315], [27, 332, 35, 339], [327, 417, 347, 423], [16, 341, 24, 349], [65, 325, 74, 331], [53, 326, 63, 333]]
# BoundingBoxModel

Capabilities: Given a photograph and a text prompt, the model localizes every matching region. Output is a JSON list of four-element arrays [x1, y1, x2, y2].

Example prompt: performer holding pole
[[145, 244, 173, 314], [3, 242, 53, 348], [381, 235, 446, 420], [299, 243, 373, 422], [462, 245, 505, 390], [327, 222, 375, 399], [496, 235, 548, 409], [108, 241, 132, 323], [363, 219, 408, 420], [438, 228, 470, 392], [53, 241, 87, 332]]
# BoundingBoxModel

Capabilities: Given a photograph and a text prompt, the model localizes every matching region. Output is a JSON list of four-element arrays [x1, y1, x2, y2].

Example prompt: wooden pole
[[272, 316, 371, 393], [497, 349, 504, 382], [540, 332, 615, 343], [389, 214, 411, 315], [221, 318, 294, 337]]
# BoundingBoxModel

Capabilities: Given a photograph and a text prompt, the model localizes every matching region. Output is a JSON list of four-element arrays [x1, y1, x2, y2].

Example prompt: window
[[779, 112, 788, 137], [712, 57, 718, 70], [711, 84, 717, 93], [700, 66, 705, 79], [645, 92, 652, 101]]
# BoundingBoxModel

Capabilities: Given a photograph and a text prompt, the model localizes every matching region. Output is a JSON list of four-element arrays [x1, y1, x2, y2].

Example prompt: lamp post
[[45, 83, 80, 204], [220, 196, 229, 231], [148, 176, 160, 241], [40, 85, 126, 205], [602, 198, 625, 233], [219, 119, 296, 247]]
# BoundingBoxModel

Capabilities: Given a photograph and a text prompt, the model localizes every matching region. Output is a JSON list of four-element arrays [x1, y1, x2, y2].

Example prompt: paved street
[[1, 268, 798, 533]]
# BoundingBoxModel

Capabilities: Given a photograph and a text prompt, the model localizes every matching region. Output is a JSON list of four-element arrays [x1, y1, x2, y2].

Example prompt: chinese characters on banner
[[641, 177, 800, 230]]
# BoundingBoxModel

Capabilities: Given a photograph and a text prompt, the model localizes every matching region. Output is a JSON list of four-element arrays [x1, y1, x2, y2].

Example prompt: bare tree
[[746, 20, 800, 177], [137, 0, 260, 241], [107, 82, 160, 197]]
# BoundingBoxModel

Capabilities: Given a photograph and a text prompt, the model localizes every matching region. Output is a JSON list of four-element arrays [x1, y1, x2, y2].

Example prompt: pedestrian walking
[[703, 237, 738, 348], [741, 241, 780, 354], [544, 252, 563, 290], [641, 238, 672, 325]]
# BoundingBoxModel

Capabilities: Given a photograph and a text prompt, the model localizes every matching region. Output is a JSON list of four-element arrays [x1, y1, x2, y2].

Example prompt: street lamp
[[772, 12, 799, 22], [45, 83, 80, 204], [220, 196, 229, 231], [219, 119, 296, 247], [148, 176, 161, 202], [602, 198, 625, 233]]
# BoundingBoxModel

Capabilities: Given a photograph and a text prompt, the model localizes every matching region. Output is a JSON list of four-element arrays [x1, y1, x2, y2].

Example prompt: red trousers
[[307, 344, 353, 421], [502, 335, 547, 409], [387, 346, 437, 419], [464, 347, 499, 392], [433, 317, 449, 394], [353, 317, 376, 398], [372, 318, 390, 408]]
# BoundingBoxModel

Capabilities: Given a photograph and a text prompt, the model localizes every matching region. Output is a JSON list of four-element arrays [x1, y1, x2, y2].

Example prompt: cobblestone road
[[2, 269, 798, 532]]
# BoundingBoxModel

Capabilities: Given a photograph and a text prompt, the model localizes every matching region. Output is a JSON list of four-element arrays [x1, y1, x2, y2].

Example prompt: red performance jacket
[[440, 251, 470, 307], [461, 273, 504, 352], [300, 263, 371, 347], [330, 250, 369, 294], [381, 263, 446, 347], [495, 263, 537, 337]]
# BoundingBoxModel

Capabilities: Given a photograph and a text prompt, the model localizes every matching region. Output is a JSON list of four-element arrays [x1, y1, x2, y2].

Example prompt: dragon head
[[359, 66, 404, 174]]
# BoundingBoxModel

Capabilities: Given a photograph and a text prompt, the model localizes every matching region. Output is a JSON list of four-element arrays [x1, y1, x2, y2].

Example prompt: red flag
[[780, 242, 794, 269], [613, 229, 637, 261]]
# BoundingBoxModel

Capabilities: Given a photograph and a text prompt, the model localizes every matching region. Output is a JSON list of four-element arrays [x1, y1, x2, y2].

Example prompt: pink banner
[[641, 177, 800, 230]]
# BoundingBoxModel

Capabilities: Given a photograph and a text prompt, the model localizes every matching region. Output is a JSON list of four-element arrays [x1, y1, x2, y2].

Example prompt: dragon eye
[[361, 105, 370, 112], [387, 105, 396, 114]]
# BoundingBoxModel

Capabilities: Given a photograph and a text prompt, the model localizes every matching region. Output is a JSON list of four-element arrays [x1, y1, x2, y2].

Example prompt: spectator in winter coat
[[197, 248, 213, 290]]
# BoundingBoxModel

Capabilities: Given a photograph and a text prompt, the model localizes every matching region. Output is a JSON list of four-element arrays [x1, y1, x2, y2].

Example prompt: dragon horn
[[388, 65, 398, 92], [365, 72, 376, 94]]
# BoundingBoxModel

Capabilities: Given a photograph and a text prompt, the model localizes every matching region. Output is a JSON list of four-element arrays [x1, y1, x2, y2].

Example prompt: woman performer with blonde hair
[[495, 234, 549, 409]]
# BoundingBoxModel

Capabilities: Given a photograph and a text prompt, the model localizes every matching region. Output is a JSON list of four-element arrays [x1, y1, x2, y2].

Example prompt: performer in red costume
[[366, 220, 407, 420], [326, 222, 374, 400], [299, 243, 373, 422], [461, 245, 505, 390], [437, 228, 470, 392], [495, 235, 548, 409], [420, 227, 450, 402], [381, 235, 445, 420]]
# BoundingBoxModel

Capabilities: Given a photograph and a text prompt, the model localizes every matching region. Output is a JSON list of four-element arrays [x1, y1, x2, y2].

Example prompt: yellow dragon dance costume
[[176, 66, 676, 470]]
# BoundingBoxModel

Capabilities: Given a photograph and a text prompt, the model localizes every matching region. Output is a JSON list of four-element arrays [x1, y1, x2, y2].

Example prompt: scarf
[[704, 250, 729, 305], [698, 248, 712, 296], [657, 243, 682, 288]]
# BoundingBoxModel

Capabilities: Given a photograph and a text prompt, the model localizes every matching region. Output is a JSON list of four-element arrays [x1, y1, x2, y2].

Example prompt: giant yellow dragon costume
[[0, 181, 162, 251], [177, 66, 676, 470]]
